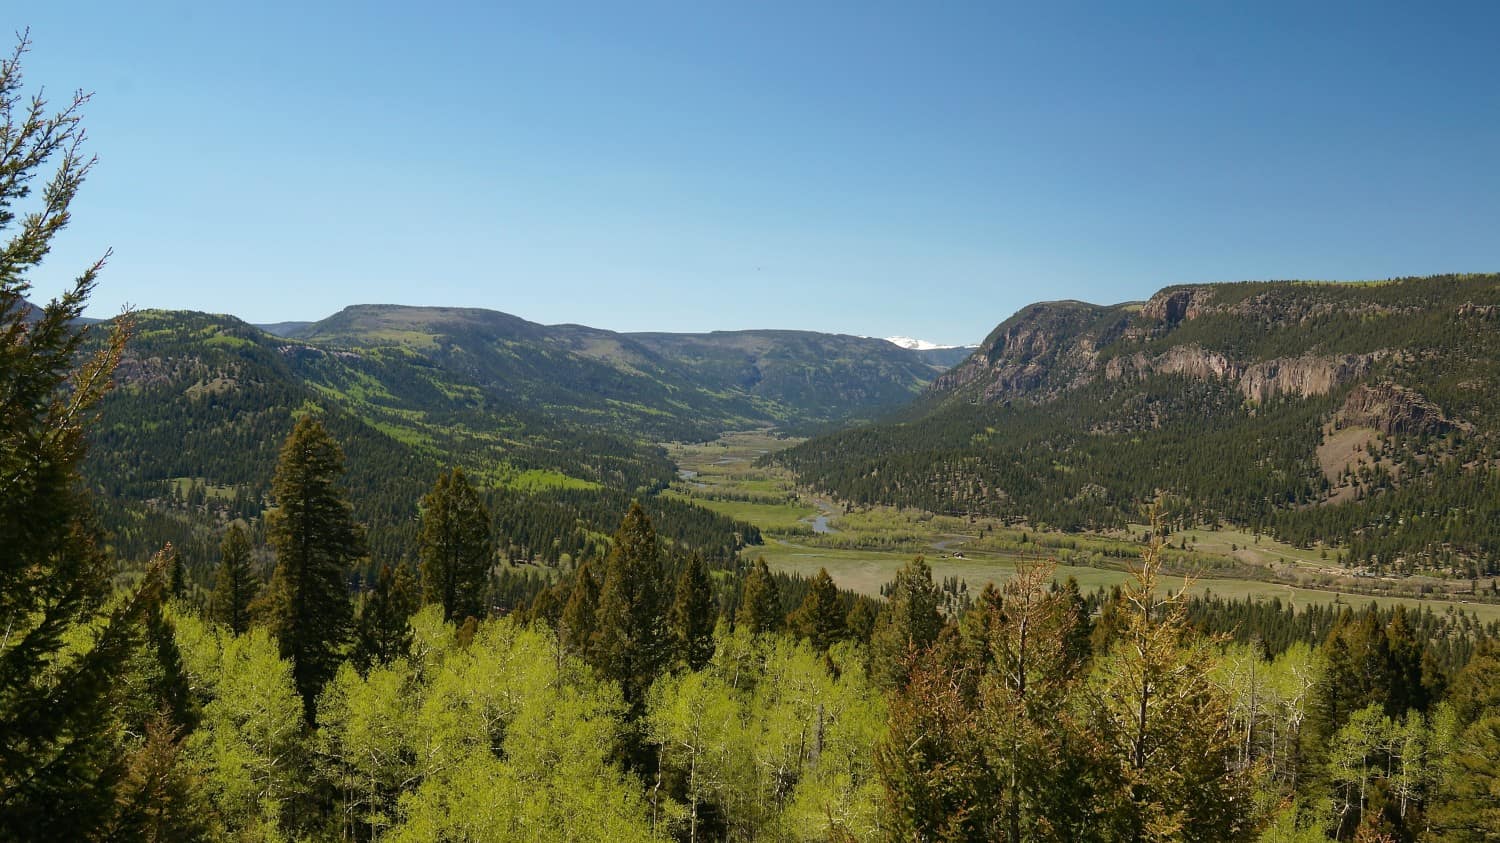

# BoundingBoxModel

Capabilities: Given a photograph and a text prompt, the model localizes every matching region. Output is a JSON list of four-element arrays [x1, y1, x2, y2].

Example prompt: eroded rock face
[[1340, 382, 1453, 436], [1103, 346, 1373, 402], [1239, 355, 1374, 402], [931, 301, 1123, 400], [934, 281, 1452, 408], [1104, 345, 1239, 382], [1140, 287, 1213, 325]]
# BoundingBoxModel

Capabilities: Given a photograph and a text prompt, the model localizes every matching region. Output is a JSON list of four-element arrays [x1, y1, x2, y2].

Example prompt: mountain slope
[[300, 304, 953, 437], [82, 304, 958, 576], [83, 310, 752, 578], [776, 274, 1500, 574]]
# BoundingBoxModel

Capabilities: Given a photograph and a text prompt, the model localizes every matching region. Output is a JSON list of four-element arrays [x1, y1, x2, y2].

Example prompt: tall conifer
[[788, 567, 844, 650], [262, 415, 365, 720], [735, 558, 782, 634], [592, 502, 667, 704], [870, 556, 944, 689], [669, 552, 715, 670], [0, 36, 148, 837], [210, 521, 258, 635], [418, 468, 493, 623], [561, 560, 600, 658], [353, 563, 418, 669]]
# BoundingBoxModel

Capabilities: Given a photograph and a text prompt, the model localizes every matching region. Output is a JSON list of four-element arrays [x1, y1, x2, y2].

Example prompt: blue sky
[[18, 1, 1500, 344]]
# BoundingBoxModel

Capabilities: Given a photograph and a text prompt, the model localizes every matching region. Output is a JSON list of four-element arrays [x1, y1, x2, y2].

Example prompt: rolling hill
[[78, 304, 959, 577], [775, 273, 1500, 575]]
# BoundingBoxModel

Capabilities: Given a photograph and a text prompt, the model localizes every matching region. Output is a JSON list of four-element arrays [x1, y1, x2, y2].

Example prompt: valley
[[670, 431, 1500, 624]]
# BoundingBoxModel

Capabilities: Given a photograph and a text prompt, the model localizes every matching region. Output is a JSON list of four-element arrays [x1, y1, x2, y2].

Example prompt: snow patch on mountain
[[883, 336, 970, 351]]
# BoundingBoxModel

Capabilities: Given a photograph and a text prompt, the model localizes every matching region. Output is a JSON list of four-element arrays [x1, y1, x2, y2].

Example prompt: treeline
[[1183, 591, 1499, 674], [775, 376, 1334, 529]]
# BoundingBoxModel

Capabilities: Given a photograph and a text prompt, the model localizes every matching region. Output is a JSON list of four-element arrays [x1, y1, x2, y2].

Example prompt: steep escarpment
[[778, 274, 1500, 574], [933, 301, 1132, 401]]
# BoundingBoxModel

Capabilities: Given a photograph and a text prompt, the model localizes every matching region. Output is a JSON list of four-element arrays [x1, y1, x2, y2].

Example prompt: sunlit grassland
[[757, 541, 1500, 624], [670, 432, 1500, 626], [662, 489, 816, 533], [663, 430, 817, 531]]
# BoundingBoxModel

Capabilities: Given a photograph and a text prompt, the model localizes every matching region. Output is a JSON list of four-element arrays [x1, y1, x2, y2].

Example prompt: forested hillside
[[80, 305, 953, 578], [300, 304, 950, 436], [778, 274, 1500, 575]]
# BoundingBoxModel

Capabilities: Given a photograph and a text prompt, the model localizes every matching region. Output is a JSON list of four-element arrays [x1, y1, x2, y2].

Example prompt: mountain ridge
[[776, 273, 1500, 575]]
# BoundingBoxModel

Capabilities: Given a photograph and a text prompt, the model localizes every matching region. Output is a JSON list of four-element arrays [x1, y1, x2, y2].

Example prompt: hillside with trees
[[777, 275, 1500, 576]]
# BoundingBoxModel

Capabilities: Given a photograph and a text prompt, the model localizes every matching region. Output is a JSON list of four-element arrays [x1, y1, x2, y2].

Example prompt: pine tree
[[788, 567, 845, 650], [164, 542, 187, 599], [262, 415, 365, 720], [210, 521, 258, 635], [592, 502, 668, 705], [0, 36, 150, 838], [1087, 519, 1252, 842], [669, 552, 715, 670], [845, 599, 878, 643], [353, 563, 418, 670], [735, 557, 782, 634], [418, 468, 493, 623], [870, 556, 945, 690], [560, 560, 600, 658], [1427, 645, 1500, 841]]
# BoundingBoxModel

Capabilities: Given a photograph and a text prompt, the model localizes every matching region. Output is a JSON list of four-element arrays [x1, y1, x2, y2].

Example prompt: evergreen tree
[[560, 560, 600, 658], [1087, 523, 1252, 842], [592, 502, 668, 704], [352, 563, 418, 670], [668, 552, 715, 671], [788, 567, 845, 650], [735, 557, 782, 634], [870, 556, 945, 690], [525, 580, 565, 628], [164, 542, 187, 599], [262, 415, 365, 720], [845, 599, 877, 643], [210, 521, 258, 635], [0, 37, 151, 838], [418, 468, 493, 623]]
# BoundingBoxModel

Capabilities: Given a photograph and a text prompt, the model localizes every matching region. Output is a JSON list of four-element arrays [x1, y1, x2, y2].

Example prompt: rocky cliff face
[[1238, 354, 1376, 402], [933, 301, 1129, 401], [1103, 347, 1375, 401], [1339, 382, 1455, 436], [928, 277, 1500, 431]]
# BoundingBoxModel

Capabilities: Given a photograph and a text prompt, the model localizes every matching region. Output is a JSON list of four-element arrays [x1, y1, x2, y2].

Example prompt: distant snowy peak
[[883, 336, 969, 351]]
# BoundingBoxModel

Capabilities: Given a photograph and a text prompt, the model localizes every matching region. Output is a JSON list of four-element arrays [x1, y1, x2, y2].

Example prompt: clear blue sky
[[19, 1, 1500, 344]]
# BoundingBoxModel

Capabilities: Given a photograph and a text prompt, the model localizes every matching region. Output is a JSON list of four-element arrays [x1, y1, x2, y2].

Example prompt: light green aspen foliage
[[174, 605, 659, 841], [318, 660, 414, 840], [377, 615, 657, 842], [647, 627, 886, 841], [1214, 642, 1323, 803], [175, 611, 306, 840]]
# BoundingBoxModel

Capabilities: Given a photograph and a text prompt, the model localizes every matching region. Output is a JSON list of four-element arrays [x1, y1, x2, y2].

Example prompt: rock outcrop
[[1339, 382, 1454, 436], [1103, 346, 1375, 402], [1239, 354, 1374, 403], [1140, 287, 1213, 325]]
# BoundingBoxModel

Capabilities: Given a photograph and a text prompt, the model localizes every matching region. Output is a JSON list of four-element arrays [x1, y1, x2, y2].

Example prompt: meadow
[[668, 433, 1500, 625]]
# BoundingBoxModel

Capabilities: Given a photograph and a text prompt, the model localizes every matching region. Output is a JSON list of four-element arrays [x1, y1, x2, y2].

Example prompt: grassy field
[[663, 430, 821, 532], [756, 540, 1500, 624], [669, 432, 1500, 625]]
